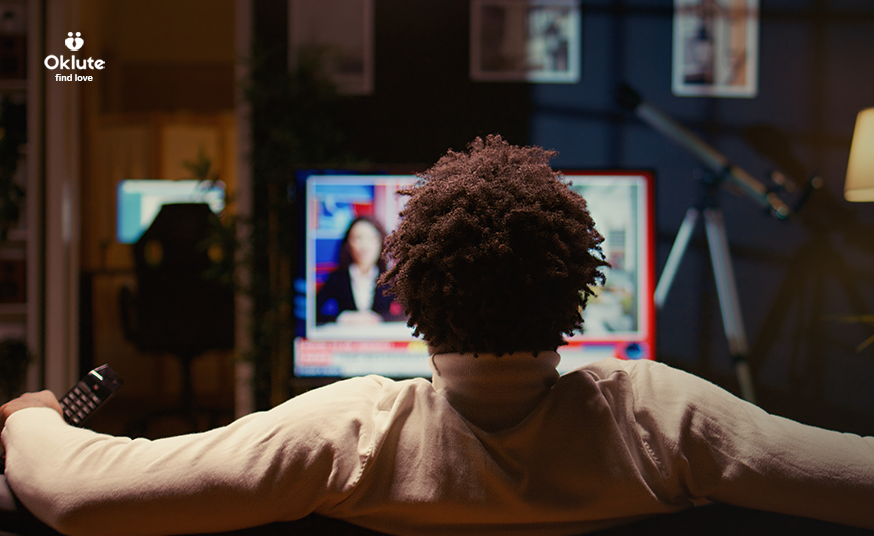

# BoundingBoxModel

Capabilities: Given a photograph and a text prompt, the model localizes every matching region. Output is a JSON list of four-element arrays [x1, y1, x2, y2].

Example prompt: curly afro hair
[[379, 135, 608, 355]]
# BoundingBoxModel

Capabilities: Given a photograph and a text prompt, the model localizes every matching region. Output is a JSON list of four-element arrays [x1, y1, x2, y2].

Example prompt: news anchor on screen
[[315, 215, 403, 325]]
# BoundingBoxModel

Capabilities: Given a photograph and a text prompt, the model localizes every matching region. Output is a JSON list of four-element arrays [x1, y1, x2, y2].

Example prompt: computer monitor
[[294, 170, 655, 378], [116, 180, 226, 244]]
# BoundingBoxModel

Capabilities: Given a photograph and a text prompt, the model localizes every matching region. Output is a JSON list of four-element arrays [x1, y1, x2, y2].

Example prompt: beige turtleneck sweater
[[3, 355, 873, 536]]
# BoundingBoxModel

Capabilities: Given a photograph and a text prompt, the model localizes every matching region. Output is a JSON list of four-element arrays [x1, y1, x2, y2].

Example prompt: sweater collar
[[429, 351, 561, 432]]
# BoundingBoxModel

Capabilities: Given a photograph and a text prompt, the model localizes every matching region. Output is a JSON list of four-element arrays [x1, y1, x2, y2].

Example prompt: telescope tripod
[[655, 171, 756, 403]]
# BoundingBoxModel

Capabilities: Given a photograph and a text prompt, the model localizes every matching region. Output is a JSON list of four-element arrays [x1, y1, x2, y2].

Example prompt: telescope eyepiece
[[616, 83, 642, 111]]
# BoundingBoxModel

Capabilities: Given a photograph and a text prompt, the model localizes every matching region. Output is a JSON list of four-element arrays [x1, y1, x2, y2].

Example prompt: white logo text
[[44, 55, 105, 70]]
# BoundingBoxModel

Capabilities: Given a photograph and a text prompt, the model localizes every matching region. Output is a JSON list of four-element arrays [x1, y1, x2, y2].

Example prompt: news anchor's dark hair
[[338, 215, 388, 272], [379, 135, 608, 355]]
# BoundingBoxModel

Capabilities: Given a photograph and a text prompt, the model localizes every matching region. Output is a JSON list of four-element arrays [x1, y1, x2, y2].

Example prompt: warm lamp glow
[[845, 107, 874, 202]]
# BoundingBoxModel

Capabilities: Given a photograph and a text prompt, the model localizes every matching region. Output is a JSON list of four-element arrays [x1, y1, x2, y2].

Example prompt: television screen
[[294, 170, 655, 378], [559, 170, 656, 370], [117, 180, 226, 244]]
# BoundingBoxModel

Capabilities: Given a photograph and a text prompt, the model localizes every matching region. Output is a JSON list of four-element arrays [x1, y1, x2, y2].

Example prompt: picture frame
[[470, 0, 581, 83], [288, 0, 374, 95], [672, 0, 759, 98]]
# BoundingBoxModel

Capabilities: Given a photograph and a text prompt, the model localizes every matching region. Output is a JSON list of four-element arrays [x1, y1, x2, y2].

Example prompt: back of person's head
[[380, 135, 608, 355]]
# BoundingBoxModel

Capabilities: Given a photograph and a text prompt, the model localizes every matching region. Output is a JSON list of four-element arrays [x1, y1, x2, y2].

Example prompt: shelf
[[0, 302, 27, 325], [0, 320, 25, 340], [0, 79, 27, 92], [4, 228, 27, 242], [0, 303, 26, 315]]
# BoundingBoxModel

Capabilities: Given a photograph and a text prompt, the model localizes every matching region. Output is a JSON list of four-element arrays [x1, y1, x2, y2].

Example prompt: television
[[294, 170, 655, 378], [116, 180, 226, 244]]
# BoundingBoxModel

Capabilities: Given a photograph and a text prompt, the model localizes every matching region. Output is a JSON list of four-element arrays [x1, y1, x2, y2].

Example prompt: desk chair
[[119, 203, 234, 433]]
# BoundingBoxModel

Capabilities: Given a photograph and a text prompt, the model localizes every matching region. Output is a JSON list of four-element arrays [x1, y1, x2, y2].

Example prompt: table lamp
[[845, 107, 874, 202]]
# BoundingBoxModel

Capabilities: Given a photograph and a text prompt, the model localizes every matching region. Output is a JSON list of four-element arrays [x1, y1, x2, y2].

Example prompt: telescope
[[617, 83, 792, 219], [616, 83, 771, 402]]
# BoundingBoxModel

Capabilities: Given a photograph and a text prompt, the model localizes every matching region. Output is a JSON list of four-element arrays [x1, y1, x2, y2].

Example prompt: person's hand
[[0, 391, 62, 431]]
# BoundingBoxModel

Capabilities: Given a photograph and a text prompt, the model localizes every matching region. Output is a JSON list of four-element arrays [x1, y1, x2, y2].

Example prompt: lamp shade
[[845, 107, 874, 202]]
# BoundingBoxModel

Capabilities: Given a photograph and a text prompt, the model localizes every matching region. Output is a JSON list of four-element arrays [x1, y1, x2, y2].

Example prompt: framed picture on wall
[[288, 0, 374, 95], [672, 0, 759, 97], [470, 0, 581, 83]]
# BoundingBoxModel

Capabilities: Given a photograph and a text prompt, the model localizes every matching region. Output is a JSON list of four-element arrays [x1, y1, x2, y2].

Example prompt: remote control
[[58, 364, 123, 427]]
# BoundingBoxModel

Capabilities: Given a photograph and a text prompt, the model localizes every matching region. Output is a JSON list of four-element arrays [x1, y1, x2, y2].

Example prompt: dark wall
[[530, 0, 874, 435], [337, 0, 533, 165], [258, 1, 874, 434]]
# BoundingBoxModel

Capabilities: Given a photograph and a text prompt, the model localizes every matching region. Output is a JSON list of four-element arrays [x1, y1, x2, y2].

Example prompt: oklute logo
[[65, 32, 83, 51], [45, 31, 105, 81]]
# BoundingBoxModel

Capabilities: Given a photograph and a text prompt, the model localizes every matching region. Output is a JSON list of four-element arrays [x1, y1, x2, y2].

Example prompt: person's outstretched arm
[[622, 359, 874, 530], [0, 377, 384, 536]]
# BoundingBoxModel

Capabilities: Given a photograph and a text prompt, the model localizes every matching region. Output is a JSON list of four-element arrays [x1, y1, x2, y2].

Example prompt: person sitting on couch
[[2, 135, 873, 536]]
